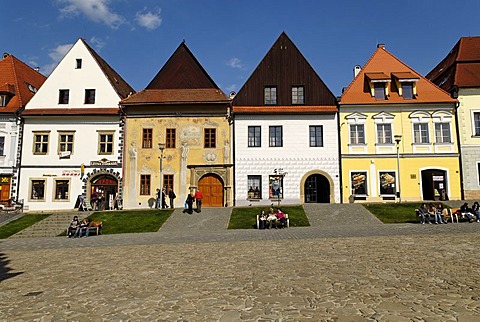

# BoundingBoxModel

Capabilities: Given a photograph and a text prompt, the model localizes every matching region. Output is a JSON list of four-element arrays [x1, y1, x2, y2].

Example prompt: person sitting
[[276, 208, 287, 228], [472, 201, 480, 222], [258, 210, 266, 229], [416, 203, 431, 224], [67, 216, 80, 238], [434, 203, 446, 224], [460, 202, 475, 223], [74, 218, 90, 238], [266, 208, 277, 229]]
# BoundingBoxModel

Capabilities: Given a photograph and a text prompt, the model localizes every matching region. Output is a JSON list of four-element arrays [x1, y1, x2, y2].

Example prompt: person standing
[[168, 187, 176, 209], [155, 188, 161, 209], [161, 188, 168, 209], [194, 189, 203, 213], [183, 193, 195, 214]]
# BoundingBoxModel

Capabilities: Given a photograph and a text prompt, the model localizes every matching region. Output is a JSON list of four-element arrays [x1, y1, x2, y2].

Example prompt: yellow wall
[[123, 114, 232, 208]]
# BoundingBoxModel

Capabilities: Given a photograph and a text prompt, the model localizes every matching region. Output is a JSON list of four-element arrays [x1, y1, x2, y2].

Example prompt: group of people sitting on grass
[[417, 202, 480, 224], [258, 207, 287, 229], [67, 216, 100, 238]]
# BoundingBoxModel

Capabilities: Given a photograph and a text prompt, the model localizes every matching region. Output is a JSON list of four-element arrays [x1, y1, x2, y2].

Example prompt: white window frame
[[432, 111, 454, 153], [471, 110, 480, 137], [346, 113, 367, 154]]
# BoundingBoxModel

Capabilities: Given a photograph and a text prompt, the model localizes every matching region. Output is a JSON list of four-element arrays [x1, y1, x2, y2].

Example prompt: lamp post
[[394, 134, 402, 203], [158, 143, 165, 191]]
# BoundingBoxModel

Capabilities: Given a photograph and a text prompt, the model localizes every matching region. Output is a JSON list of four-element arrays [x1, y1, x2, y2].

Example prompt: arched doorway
[[421, 169, 448, 201], [198, 174, 224, 207], [304, 174, 330, 203], [90, 174, 119, 210]]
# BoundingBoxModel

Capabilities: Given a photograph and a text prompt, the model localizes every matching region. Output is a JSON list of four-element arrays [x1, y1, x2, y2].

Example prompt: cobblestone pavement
[[1, 207, 480, 320]]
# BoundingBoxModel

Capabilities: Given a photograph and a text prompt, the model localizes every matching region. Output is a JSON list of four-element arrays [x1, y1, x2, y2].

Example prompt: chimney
[[34, 67, 40, 72], [377, 43, 385, 49], [2, 52, 9, 59], [354, 65, 361, 78]]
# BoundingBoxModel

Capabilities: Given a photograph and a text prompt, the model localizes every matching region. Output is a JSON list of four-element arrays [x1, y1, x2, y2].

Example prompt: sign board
[[432, 176, 444, 181]]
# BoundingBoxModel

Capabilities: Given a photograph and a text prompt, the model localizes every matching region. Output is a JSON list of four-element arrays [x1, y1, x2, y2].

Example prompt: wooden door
[[198, 174, 224, 207]]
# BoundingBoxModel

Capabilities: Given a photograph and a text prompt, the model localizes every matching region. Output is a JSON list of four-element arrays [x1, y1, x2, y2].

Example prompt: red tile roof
[[21, 108, 119, 116], [341, 46, 455, 105], [0, 54, 46, 113], [232, 105, 337, 114], [121, 89, 229, 105], [427, 37, 480, 91]]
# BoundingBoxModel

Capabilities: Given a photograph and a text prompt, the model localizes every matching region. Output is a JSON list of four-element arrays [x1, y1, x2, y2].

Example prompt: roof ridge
[[340, 47, 380, 99], [9, 56, 23, 107]]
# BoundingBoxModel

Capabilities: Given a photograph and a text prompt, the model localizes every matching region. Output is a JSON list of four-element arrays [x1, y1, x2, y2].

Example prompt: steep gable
[[233, 32, 337, 108], [24, 38, 134, 114], [341, 45, 455, 105], [0, 54, 46, 113], [427, 37, 480, 92]]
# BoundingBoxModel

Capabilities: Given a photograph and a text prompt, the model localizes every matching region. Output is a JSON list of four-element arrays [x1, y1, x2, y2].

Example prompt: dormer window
[[0, 95, 9, 107], [292, 86, 304, 104], [366, 73, 390, 101], [264, 86, 277, 105], [392, 72, 419, 99], [76, 59, 82, 69]]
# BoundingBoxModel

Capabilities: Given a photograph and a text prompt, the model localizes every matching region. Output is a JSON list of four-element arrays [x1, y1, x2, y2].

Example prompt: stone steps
[[9, 212, 93, 239]]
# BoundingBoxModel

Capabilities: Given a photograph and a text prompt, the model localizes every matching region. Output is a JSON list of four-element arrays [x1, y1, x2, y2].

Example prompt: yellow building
[[340, 45, 460, 203], [121, 42, 233, 209]]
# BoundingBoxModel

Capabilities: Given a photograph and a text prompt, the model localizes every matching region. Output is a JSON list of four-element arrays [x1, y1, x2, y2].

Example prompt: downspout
[[336, 97, 343, 203], [15, 114, 24, 203], [120, 105, 127, 205], [453, 94, 464, 200], [230, 102, 236, 206]]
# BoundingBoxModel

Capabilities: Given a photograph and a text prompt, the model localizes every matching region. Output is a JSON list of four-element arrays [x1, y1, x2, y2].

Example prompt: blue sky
[[4, 0, 480, 96]]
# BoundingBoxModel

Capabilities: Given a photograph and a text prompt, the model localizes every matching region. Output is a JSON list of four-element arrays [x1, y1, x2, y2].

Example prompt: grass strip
[[0, 214, 51, 239], [229, 205, 310, 229]]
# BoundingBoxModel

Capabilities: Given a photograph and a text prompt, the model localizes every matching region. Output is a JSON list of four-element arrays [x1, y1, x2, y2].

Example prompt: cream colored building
[[121, 42, 232, 209]]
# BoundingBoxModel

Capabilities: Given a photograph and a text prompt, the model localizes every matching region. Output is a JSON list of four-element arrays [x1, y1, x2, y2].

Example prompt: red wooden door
[[198, 175, 223, 207]]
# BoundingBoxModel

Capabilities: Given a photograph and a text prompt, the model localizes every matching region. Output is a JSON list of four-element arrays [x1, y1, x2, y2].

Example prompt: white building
[[19, 38, 134, 211], [232, 33, 340, 206]]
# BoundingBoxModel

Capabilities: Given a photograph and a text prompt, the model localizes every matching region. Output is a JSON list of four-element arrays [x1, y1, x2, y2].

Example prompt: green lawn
[[363, 202, 439, 223], [0, 214, 51, 239], [81, 209, 174, 235], [228, 205, 310, 229]]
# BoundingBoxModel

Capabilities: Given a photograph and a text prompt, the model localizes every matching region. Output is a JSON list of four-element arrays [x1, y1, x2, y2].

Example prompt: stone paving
[[0, 204, 480, 321]]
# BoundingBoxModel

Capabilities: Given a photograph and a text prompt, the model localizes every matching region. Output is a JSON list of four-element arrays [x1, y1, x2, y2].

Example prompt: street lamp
[[394, 134, 402, 203], [158, 143, 166, 191]]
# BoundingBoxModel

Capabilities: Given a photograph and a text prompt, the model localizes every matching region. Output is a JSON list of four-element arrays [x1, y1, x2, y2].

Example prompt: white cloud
[[135, 7, 162, 30], [90, 36, 106, 50], [42, 43, 74, 75], [57, 0, 125, 29], [226, 57, 244, 69], [226, 84, 238, 92]]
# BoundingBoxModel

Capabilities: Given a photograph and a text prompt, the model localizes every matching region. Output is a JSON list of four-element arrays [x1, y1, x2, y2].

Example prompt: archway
[[198, 174, 224, 207], [421, 169, 448, 201], [90, 174, 119, 210], [304, 174, 331, 203]]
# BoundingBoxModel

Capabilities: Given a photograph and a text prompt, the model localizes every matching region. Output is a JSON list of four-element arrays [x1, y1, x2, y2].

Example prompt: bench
[[69, 221, 102, 237], [256, 214, 289, 229], [0, 199, 23, 213], [415, 207, 474, 224]]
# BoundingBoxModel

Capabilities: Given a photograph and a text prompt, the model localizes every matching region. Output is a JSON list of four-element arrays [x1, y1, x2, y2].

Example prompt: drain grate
[[24, 291, 43, 297]]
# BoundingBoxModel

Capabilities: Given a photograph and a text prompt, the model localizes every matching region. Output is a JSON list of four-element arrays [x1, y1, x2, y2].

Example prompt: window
[[247, 175, 262, 199], [84, 89, 96, 104], [142, 129, 152, 148], [435, 122, 451, 143], [33, 132, 49, 154], [350, 124, 365, 144], [402, 82, 414, 99], [0, 95, 10, 107], [0, 137, 4, 155], [309, 126, 323, 147], [264, 87, 277, 105], [58, 132, 74, 154], [140, 175, 151, 195], [164, 174, 174, 192], [76, 59, 82, 69], [292, 86, 304, 104], [376, 124, 392, 144], [474, 112, 480, 136], [351, 172, 367, 195], [269, 126, 283, 147], [374, 83, 386, 100], [379, 171, 396, 195], [269, 175, 283, 199], [204, 128, 216, 148], [58, 89, 69, 104], [248, 126, 261, 147], [31, 179, 46, 200], [166, 128, 176, 148], [54, 179, 69, 200], [478, 163, 480, 186], [98, 132, 114, 155], [413, 123, 429, 143]]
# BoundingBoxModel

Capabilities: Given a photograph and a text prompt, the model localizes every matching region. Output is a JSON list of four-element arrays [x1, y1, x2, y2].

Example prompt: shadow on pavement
[[0, 250, 23, 282]]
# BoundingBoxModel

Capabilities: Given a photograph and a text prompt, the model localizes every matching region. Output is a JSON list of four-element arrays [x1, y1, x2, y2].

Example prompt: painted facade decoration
[[232, 32, 340, 206], [427, 37, 480, 200], [121, 42, 232, 209], [19, 38, 134, 211], [340, 44, 460, 203]]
